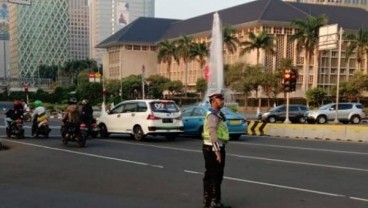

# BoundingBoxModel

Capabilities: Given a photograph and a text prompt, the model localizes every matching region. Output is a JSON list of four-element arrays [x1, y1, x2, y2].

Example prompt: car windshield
[[319, 104, 332, 110], [149, 101, 179, 113]]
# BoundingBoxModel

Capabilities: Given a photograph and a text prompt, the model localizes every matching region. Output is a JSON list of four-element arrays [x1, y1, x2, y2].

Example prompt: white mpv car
[[98, 99, 183, 140]]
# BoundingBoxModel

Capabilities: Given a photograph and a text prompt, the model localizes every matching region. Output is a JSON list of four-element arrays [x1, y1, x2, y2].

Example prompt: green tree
[[345, 28, 368, 72], [195, 78, 207, 99], [289, 14, 328, 90], [38, 64, 58, 81], [240, 31, 275, 64], [121, 75, 142, 99], [225, 63, 262, 108], [306, 87, 327, 107], [223, 25, 239, 54], [176, 35, 194, 96], [189, 41, 209, 78], [166, 80, 183, 96], [157, 39, 179, 80], [146, 74, 171, 99]]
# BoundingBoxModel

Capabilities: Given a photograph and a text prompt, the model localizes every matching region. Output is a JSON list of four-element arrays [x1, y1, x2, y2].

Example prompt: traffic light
[[290, 69, 297, 92], [283, 69, 291, 92]]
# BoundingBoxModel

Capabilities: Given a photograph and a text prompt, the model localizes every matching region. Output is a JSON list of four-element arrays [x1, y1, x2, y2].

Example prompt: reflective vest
[[203, 110, 229, 143]]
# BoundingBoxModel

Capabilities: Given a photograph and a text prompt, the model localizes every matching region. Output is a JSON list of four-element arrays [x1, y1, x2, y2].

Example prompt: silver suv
[[305, 102, 365, 124]]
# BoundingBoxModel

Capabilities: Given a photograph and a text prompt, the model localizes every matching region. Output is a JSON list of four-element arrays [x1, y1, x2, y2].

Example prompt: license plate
[[162, 118, 173, 123], [230, 120, 241, 125]]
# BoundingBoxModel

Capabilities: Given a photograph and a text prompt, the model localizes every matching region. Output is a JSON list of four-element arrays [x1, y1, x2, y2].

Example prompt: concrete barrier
[[345, 126, 368, 142], [260, 123, 367, 142]]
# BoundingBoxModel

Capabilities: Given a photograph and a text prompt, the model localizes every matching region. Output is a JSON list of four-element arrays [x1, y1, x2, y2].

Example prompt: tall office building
[[284, 0, 368, 9], [89, 0, 155, 64], [69, 0, 89, 60], [0, 0, 9, 80], [9, 0, 69, 78]]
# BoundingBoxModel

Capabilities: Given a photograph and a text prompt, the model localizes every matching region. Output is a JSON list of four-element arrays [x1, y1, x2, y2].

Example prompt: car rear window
[[150, 101, 179, 113], [355, 104, 363, 109]]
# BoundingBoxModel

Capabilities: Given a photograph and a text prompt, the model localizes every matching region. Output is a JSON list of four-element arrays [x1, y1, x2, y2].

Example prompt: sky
[[155, 0, 254, 20]]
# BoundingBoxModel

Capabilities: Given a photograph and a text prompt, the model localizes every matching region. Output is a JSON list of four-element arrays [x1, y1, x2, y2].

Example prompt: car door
[[338, 104, 352, 120], [277, 106, 286, 121], [105, 103, 125, 132], [326, 104, 337, 120], [182, 107, 194, 133], [118, 102, 139, 132], [288, 106, 299, 120]]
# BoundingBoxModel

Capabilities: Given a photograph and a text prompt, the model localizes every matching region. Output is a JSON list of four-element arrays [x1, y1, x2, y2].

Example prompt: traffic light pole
[[284, 92, 291, 124]]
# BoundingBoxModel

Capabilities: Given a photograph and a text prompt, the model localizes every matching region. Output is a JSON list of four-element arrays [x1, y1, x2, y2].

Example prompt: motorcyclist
[[62, 97, 81, 125], [80, 99, 94, 132], [31, 100, 47, 137], [4, 100, 24, 128]]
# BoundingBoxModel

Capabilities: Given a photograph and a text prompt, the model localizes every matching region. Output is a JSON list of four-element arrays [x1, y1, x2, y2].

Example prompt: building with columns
[[97, 0, 368, 98]]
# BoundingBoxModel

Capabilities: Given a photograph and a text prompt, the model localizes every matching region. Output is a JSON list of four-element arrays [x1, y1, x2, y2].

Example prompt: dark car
[[182, 105, 248, 140], [260, 104, 309, 123]]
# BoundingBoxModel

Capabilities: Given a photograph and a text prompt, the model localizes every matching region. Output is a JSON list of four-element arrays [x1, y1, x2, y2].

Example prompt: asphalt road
[[1, 121, 368, 208]]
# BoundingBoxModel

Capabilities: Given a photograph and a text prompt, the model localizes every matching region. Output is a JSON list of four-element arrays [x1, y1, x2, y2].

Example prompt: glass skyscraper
[[9, 0, 69, 78]]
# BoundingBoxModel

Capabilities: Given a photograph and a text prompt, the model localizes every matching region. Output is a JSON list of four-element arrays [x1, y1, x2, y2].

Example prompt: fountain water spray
[[204, 12, 237, 107]]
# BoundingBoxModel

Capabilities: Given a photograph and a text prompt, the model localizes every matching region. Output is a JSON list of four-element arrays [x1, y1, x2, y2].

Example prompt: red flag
[[204, 65, 209, 81]]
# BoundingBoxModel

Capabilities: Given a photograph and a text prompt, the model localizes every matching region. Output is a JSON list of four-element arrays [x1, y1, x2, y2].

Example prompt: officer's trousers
[[202, 144, 226, 204]]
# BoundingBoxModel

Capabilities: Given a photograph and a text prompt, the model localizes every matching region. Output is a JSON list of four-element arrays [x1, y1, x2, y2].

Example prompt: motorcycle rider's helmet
[[81, 99, 88, 105], [68, 97, 78, 105], [13, 100, 22, 108], [34, 100, 42, 107]]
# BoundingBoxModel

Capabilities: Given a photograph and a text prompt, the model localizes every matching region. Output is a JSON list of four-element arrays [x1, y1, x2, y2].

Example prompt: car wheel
[[133, 125, 145, 141], [99, 124, 109, 138], [316, 115, 327, 124], [350, 115, 361, 124], [298, 116, 306, 124], [230, 134, 241, 140], [267, 116, 276, 123]]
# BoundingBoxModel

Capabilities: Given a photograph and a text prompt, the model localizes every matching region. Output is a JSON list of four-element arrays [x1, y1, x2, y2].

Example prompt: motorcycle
[[60, 122, 87, 147], [34, 119, 51, 138], [6, 118, 25, 139]]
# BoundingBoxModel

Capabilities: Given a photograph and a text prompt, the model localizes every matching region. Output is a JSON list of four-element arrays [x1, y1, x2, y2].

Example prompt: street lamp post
[[142, 65, 145, 99], [333, 27, 343, 124]]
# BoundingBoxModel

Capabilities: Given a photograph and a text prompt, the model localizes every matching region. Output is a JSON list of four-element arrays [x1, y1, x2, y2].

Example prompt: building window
[[133, 45, 141, 50], [150, 46, 157, 51], [125, 45, 132, 50], [142, 46, 148, 51]]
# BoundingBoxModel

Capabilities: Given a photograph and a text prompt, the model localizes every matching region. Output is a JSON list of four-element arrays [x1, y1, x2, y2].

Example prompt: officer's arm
[[207, 114, 221, 151]]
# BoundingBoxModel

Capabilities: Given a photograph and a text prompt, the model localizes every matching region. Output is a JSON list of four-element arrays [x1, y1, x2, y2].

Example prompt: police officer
[[202, 92, 231, 208]]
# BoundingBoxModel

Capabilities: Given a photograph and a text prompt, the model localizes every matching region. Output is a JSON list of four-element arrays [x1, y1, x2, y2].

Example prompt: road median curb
[[263, 123, 367, 142]]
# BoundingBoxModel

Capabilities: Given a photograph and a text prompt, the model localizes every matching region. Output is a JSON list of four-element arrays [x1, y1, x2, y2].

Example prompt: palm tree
[[189, 42, 209, 78], [344, 28, 368, 72], [289, 14, 328, 91], [239, 30, 275, 64], [157, 39, 179, 80], [223, 25, 239, 54], [176, 35, 194, 96]]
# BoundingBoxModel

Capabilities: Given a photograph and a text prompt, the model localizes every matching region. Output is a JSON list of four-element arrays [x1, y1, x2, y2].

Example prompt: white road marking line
[[102, 140, 368, 172], [232, 142, 368, 155], [2, 139, 164, 169], [229, 153, 368, 172], [349, 197, 368, 202], [184, 169, 368, 202]]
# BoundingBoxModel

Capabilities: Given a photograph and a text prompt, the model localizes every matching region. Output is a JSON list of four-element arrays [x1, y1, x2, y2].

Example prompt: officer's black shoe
[[210, 202, 232, 208]]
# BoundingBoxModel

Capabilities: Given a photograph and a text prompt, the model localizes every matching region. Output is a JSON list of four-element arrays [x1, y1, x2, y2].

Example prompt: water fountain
[[204, 12, 238, 108]]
